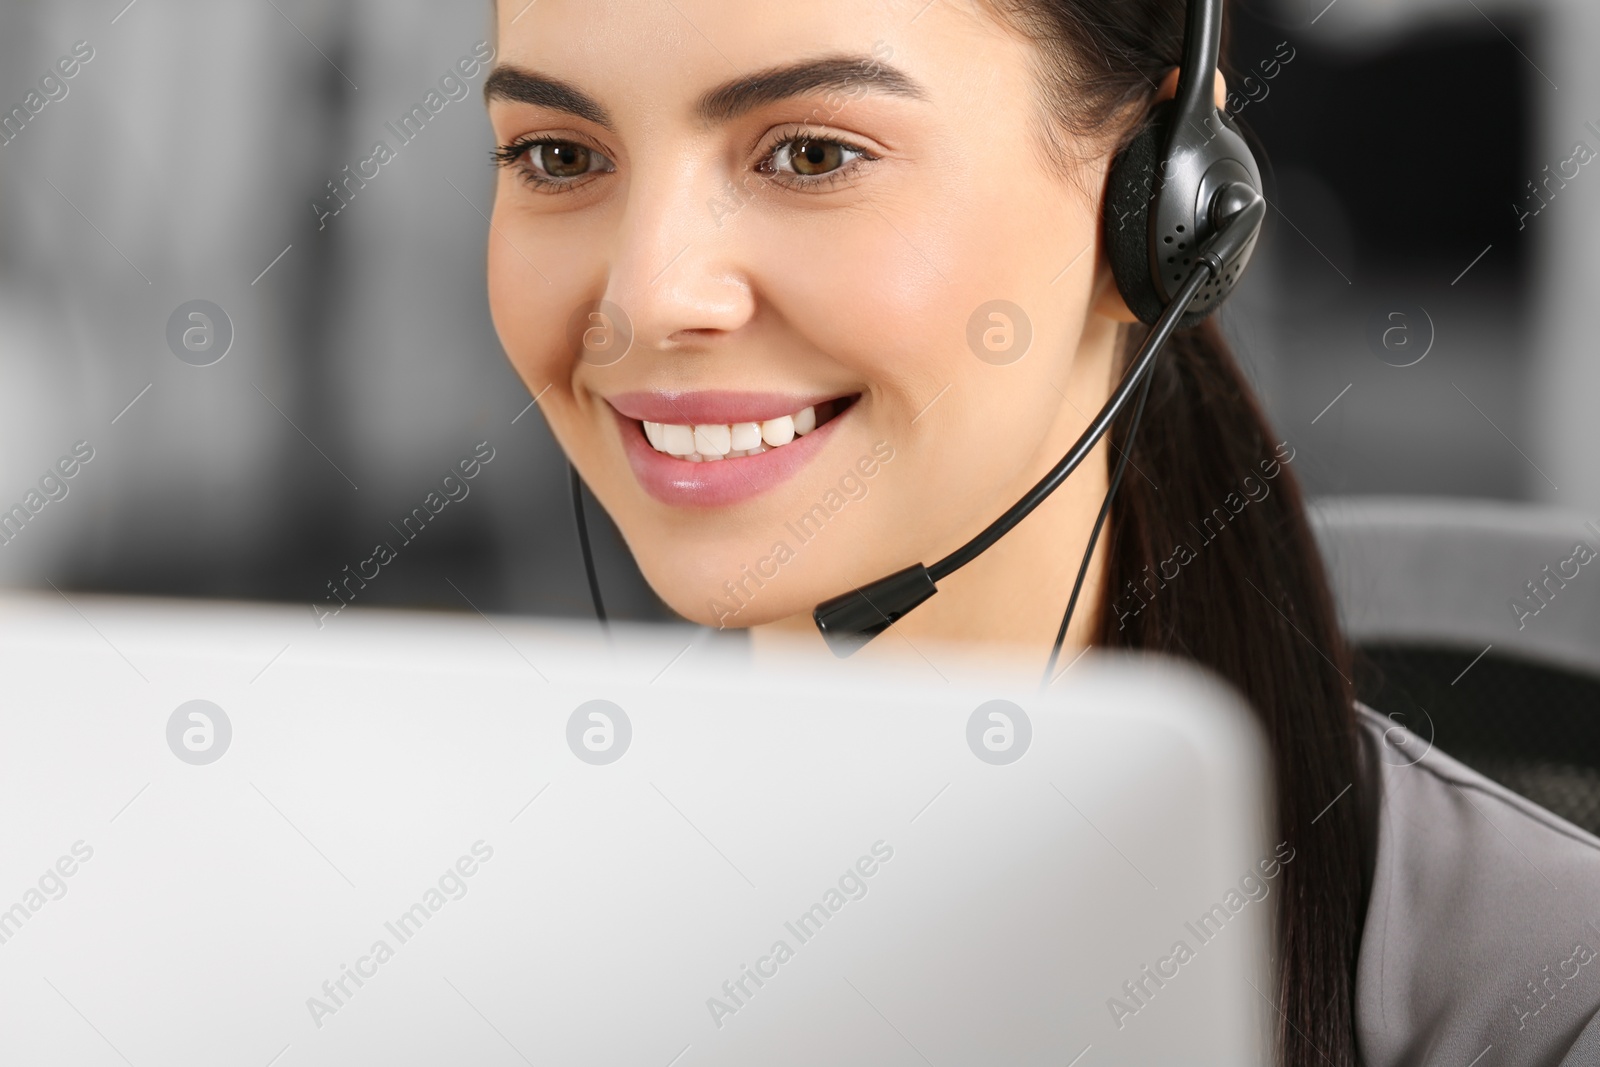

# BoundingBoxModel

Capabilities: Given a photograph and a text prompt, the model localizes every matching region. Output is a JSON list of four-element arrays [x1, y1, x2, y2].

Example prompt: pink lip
[[606, 390, 847, 425], [608, 399, 854, 508]]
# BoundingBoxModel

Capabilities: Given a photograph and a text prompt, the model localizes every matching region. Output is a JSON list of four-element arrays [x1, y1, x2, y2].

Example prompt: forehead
[[491, 0, 1003, 97]]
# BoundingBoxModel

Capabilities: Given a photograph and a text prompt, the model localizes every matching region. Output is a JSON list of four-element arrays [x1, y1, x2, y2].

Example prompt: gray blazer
[[1354, 704, 1600, 1066]]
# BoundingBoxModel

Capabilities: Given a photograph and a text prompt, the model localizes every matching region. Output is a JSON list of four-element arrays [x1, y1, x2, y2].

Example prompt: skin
[[484, 0, 1223, 674]]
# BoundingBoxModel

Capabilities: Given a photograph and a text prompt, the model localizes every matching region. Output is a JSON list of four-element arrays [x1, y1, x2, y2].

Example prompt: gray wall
[[0, 0, 1591, 622]]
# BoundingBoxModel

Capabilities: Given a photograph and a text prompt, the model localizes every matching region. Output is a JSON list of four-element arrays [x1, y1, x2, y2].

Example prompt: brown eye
[[789, 139, 844, 176], [539, 142, 593, 178], [763, 136, 873, 185]]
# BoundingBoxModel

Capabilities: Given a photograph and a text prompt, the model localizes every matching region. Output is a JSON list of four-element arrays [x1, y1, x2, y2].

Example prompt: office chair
[[1309, 497, 1600, 835]]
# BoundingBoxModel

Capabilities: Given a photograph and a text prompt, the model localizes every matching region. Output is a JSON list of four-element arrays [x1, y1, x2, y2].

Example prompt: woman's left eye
[[760, 136, 875, 185]]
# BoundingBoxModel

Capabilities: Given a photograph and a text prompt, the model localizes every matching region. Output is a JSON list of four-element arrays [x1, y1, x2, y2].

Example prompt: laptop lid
[[0, 593, 1275, 1066]]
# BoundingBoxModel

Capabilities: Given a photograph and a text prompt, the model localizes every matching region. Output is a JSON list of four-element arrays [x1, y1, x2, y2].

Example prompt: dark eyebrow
[[694, 53, 928, 123], [483, 67, 612, 127], [483, 53, 926, 130]]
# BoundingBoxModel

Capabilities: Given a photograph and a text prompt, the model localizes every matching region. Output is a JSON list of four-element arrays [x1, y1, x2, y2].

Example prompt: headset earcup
[[1103, 115, 1166, 327], [1103, 99, 1261, 330]]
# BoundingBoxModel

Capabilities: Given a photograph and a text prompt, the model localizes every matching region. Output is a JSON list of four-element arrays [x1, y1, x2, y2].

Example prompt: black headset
[[572, 0, 1265, 681]]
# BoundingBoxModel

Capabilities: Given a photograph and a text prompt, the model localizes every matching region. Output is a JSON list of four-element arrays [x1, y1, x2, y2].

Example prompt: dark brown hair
[[1102, 320, 1368, 1065], [981, 1, 1372, 1063]]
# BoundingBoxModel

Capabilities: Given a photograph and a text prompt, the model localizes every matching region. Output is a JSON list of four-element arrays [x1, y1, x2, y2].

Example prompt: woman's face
[[485, 0, 1127, 633]]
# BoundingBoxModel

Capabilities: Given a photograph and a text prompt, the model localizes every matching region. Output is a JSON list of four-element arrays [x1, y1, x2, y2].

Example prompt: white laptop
[[0, 592, 1275, 1066]]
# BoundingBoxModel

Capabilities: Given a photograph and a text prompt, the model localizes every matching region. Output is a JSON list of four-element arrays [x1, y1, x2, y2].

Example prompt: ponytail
[[1097, 318, 1371, 1065]]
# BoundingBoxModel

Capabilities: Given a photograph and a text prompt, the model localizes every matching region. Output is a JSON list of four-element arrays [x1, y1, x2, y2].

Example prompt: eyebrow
[[483, 53, 928, 129], [483, 66, 612, 126], [696, 54, 928, 123]]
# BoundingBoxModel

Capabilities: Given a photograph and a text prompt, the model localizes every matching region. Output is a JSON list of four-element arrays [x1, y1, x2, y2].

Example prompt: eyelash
[[491, 136, 611, 194], [490, 131, 879, 194], [756, 131, 879, 189]]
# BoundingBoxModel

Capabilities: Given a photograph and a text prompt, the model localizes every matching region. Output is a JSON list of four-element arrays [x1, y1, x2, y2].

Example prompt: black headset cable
[[569, 462, 609, 629], [1039, 342, 1158, 690]]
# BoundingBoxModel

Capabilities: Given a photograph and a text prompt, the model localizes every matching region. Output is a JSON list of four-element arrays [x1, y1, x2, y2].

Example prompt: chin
[[626, 539, 822, 630], [672, 592, 801, 631]]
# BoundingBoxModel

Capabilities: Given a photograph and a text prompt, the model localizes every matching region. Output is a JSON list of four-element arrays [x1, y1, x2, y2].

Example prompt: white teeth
[[730, 422, 762, 451], [761, 415, 795, 447], [661, 423, 696, 456], [692, 423, 732, 457], [641, 403, 834, 461]]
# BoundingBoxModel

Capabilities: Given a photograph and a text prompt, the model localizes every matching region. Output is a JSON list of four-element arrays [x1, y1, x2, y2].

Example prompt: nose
[[599, 162, 757, 353]]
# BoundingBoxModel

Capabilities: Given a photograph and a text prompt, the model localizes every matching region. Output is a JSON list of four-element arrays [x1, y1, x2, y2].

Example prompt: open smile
[[605, 391, 861, 507]]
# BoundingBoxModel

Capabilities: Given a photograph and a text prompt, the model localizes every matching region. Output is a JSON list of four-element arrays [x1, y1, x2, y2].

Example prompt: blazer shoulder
[[1352, 703, 1600, 1067]]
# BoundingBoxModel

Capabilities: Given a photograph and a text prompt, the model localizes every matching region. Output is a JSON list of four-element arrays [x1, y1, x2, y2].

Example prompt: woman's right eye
[[494, 138, 616, 191]]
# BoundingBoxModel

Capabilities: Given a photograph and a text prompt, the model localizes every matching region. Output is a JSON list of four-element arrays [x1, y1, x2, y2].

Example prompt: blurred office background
[[0, 0, 1595, 624]]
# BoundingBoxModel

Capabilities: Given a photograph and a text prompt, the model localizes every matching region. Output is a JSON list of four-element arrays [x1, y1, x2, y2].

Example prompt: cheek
[[485, 199, 602, 396], [751, 260, 1084, 573], [761, 167, 1091, 389], [753, 171, 1095, 465], [488, 234, 556, 389], [748, 205, 947, 384]]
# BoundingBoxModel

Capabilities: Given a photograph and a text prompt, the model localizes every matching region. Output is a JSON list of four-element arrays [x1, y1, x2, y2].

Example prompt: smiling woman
[[474, 2, 1600, 1065], [482, 3, 1126, 654]]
